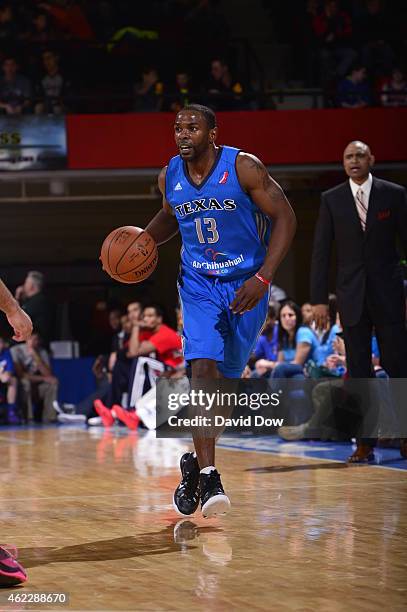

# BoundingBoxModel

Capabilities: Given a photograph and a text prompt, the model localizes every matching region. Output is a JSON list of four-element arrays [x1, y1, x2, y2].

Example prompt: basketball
[[99, 226, 158, 284]]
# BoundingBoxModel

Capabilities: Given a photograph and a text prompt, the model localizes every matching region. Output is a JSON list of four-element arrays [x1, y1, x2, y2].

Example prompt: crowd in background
[[0, 270, 184, 427], [0, 0, 405, 114], [2, 266, 406, 445]]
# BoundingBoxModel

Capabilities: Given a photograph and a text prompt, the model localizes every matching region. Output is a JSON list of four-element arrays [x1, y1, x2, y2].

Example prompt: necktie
[[355, 188, 368, 231]]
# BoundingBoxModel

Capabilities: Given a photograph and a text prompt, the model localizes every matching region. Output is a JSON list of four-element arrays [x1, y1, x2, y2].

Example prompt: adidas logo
[[174, 182, 183, 191]]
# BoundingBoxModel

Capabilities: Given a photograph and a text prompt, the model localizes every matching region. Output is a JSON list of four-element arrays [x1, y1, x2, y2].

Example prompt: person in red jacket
[[38, 1, 94, 40]]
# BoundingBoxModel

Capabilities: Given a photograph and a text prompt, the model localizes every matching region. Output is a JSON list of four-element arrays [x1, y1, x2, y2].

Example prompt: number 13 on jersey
[[194, 218, 219, 244]]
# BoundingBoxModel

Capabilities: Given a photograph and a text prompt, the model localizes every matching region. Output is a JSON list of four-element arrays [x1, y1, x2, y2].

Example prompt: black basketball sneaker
[[173, 452, 200, 516], [200, 469, 231, 518]]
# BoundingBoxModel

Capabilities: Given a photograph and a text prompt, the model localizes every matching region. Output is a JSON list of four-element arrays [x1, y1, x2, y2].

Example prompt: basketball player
[[146, 105, 296, 518], [0, 277, 31, 585]]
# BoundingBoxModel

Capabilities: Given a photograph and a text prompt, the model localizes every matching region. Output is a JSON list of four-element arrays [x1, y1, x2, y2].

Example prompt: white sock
[[200, 466, 216, 475]]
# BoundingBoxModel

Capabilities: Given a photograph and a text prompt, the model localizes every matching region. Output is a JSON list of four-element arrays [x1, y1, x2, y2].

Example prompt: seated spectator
[[337, 64, 371, 108], [0, 56, 32, 115], [206, 58, 244, 111], [28, 9, 58, 43], [272, 300, 320, 378], [275, 300, 302, 365], [267, 301, 319, 426], [134, 66, 164, 112], [292, 0, 321, 85], [278, 332, 396, 442], [0, 336, 19, 425], [380, 67, 407, 107], [312, 293, 341, 370], [94, 305, 183, 429], [89, 302, 147, 424], [103, 301, 146, 407], [312, 0, 357, 82], [301, 302, 314, 326], [38, 1, 94, 41], [15, 271, 54, 347], [127, 304, 183, 393], [0, 3, 18, 44], [87, 0, 116, 41], [252, 305, 279, 377], [11, 332, 58, 423], [35, 50, 70, 115], [355, 0, 395, 78], [167, 70, 192, 113]]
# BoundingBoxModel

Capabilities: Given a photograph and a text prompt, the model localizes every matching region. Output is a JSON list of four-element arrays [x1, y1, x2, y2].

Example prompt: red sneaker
[[93, 399, 114, 428], [0, 546, 27, 586], [113, 405, 140, 430]]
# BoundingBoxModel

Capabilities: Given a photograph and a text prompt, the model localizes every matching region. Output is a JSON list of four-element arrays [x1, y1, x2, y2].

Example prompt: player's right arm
[[0, 278, 33, 342], [145, 167, 179, 245]]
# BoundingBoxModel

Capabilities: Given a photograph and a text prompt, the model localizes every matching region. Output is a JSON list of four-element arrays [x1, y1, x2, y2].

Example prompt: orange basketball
[[99, 226, 158, 284]]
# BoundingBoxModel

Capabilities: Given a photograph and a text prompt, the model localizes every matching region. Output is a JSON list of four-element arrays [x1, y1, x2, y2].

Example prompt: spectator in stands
[[11, 332, 58, 423], [0, 56, 32, 115], [252, 305, 279, 378], [301, 302, 314, 326], [134, 66, 164, 112], [92, 301, 146, 424], [293, 0, 321, 85], [278, 332, 395, 442], [94, 305, 182, 428], [206, 58, 244, 111], [0, 336, 19, 425], [38, 1, 94, 41], [272, 300, 320, 376], [268, 300, 319, 426], [15, 271, 54, 347], [274, 300, 302, 365], [87, 0, 116, 41], [168, 70, 192, 113], [127, 305, 183, 370], [105, 302, 144, 403], [35, 50, 70, 115], [312, 0, 357, 82], [28, 9, 58, 43], [380, 67, 407, 106], [89, 306, 123, 384], [337, 63, 371, 107], [311, 294, 342, 371], [354, 0, 395, 78], [0, 3, 18, 43]]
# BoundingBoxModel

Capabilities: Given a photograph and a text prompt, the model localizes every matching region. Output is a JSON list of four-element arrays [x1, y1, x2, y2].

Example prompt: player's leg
[[190, 357, 232, 518], [173, 270, 227, 517], [5, 376, 19, 424], [190, 357, 220, 468]]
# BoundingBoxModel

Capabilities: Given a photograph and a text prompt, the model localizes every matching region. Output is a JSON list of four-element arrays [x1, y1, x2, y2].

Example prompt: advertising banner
[[0, 115, 67, 171]]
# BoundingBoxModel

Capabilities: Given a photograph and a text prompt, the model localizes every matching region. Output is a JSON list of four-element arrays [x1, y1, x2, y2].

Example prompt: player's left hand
[[229, 276, 268, 315]]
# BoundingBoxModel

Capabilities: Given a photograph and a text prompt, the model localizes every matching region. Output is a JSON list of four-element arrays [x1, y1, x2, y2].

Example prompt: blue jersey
[[165, 145, 271, 279]]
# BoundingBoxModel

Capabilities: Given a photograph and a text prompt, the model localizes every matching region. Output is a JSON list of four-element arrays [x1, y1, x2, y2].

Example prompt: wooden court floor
[[0, 427, 406, 611]]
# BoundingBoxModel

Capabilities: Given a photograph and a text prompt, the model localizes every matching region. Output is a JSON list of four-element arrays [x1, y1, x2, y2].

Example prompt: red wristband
[[255, 272, 271, 286]]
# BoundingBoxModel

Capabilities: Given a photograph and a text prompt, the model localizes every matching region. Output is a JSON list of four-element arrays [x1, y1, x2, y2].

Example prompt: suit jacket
[[310, 177, 407, 327]]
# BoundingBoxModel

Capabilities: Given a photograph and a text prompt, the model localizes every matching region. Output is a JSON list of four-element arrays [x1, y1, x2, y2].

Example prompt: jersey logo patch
[[174, 182, 183, 191], [218, 171, 229, 184]]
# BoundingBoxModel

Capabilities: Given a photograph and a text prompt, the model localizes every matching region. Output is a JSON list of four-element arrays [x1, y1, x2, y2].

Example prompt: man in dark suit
[[311, 140, 407, 462]]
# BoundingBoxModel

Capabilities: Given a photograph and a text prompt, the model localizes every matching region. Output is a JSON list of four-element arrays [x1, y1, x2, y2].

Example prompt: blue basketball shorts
[[178, 266, 269, 377]]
